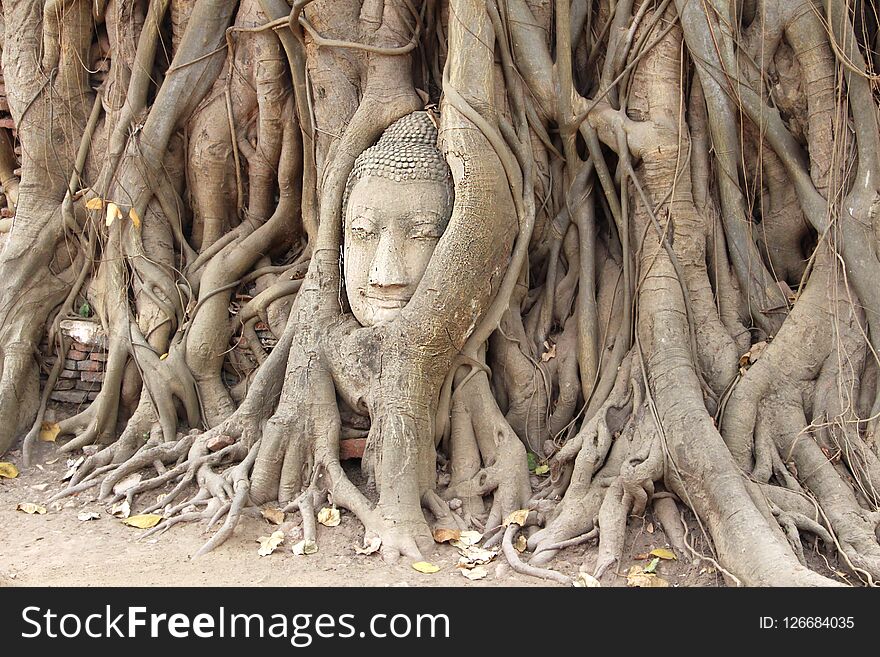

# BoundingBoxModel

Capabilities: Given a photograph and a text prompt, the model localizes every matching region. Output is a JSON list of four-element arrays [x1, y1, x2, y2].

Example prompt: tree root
[[502, 523, 572, 585]]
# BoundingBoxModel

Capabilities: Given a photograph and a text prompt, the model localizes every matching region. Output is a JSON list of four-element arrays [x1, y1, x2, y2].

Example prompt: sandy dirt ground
[[1, 437, 729, 588]]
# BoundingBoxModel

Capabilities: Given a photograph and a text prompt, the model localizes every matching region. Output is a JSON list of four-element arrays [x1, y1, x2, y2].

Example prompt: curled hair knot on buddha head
[[343, 111, 454, 212]]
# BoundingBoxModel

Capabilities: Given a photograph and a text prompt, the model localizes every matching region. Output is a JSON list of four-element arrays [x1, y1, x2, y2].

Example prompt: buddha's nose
[[368, 233, 408, 290]]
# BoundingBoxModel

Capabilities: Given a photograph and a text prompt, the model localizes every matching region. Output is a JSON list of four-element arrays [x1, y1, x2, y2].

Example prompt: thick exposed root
[[442, 369, 531, 531]]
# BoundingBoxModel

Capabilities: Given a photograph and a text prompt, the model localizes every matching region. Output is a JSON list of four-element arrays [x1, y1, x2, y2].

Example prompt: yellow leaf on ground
[[17, 503, 47, 515], [85, 197, 104, 211], [650, 547, 676, 560], [261, 507, 285, 525], [534, 464, 549, 475], [122, 514, 162, 529], [504, 509, 529, 526], [159, 353, 168, 360], [105, 202, 122, 227], [573, 572, 601, 587], [39, 422, 61, 442], [354, 536, 381, 555], [432, 528, 461, 543], [317, 506, 340, 527], [257, 530, 285, 556], [129, 208, 141, 230], [459, 565, 488, 580], [411, 561, 440, 574], [514, 535, 527, 553], [292, 539, 318, 556], [0, 462, 19, 478]]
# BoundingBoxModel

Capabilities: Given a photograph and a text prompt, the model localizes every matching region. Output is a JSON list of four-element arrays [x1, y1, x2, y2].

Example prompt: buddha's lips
[[368, 298, 409, 309], [363, 293, 412, 308]]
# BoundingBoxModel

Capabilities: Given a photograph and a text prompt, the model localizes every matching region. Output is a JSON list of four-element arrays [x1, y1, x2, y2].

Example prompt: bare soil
[[0, 436, 726, 588]]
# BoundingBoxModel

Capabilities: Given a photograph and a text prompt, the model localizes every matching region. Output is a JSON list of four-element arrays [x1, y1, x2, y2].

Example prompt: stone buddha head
[[342, 112, 454, 326]]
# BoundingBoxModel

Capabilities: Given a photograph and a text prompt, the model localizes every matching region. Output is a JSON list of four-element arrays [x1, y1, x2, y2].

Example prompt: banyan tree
[[2, 0, 880, 586]]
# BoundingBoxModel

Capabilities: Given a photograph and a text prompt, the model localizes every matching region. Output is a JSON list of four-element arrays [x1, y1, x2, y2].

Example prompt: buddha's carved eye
[[407, 222, 445, 240], [349, 217, 378, 240]]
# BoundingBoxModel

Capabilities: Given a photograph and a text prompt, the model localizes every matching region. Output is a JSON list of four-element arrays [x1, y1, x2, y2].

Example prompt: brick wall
[[41, 341, 107, 406]]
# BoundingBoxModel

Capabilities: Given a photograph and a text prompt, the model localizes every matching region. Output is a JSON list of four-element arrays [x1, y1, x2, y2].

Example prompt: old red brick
[[206, 435, 235, 452], [80, 370, 104, 383], [68, 349, 89, 360], [339, 438, 366, 460], [76, 359, 101, 372]]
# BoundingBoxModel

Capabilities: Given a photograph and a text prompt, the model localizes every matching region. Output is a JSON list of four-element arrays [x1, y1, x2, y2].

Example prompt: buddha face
[[344, 175, 452, 326]]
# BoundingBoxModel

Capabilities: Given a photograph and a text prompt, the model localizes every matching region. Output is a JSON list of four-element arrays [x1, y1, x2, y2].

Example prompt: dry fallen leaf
[[292, 539, 318, 556], [61, 456, 85, 482], [459, 565, 488, 580], [317, 506, 340, 527], [749, 341, 768, 362], [411, 561, 441, 574], [17, 502, 47, 515], [39, 422, 61, 442], [573, 572, 602, 587], [650, 547, 676, 560], [109, 499, 131, 519], [504, 509, 529, 526], [432, 528, 461, 544], [129, 208, 141, 230], [455, 545, 498, 566], [459, 530, 483, 546], [0, 462, 19, 479], [85, 197, 105, 211], [541, 342, 557, 362], [159, 353, 168, 361], [514, 535, 527, 553], [261, 507, 285, 525], [31, 483, 50, 492], [257, 530, 285, 556], [105, 202, 122, 227], [355, 536, 382, 555], [112, 472, 143, 496], [77, 511, 100, 521], [122, 514, 163, 529], [626, 565, 669, 588], [646, 522, 655, 534]]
